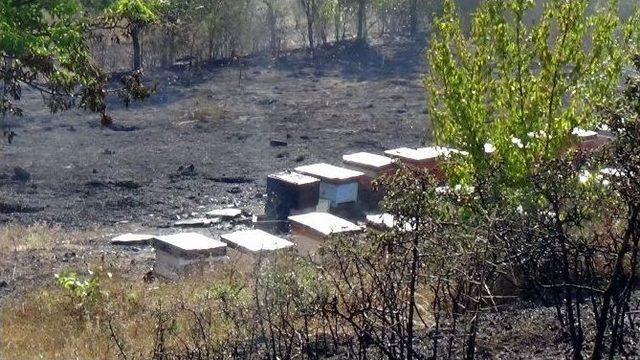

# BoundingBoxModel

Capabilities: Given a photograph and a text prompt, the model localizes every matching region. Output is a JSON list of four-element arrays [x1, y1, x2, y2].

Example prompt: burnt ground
[[0, 37, 428, 321], [0, 38, 428, 229], [2, 38, 622, 359]]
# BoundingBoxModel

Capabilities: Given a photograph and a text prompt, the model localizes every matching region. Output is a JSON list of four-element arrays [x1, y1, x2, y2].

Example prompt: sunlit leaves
[[425, 0, 640, 190]]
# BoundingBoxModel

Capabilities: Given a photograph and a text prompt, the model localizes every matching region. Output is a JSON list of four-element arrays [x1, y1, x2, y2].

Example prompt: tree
[[425, 1, 640, 358], [300, 0, 318, 50], [0, 0, 154, 139], [426, 0, 638, 189], [105, 0, 163, 70], [409, 0, 418, 36], [1, 0, 107, 138], [355, 0, 367, 41], [321, 0, 348, 43]]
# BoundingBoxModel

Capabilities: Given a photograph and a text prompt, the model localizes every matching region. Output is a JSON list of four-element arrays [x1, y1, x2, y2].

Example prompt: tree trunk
[[409, 0, 418, 37], [306, 15, 314, 49], [306, 0, 315, 50], [131, 27, 142, 70], [356, 0, 367, 42], [334, 3, 340, 43], [300, 0, 315, 50], [266, 2, 278, 55]]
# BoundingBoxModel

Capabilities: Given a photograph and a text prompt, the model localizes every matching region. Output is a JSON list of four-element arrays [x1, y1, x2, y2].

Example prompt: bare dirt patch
[[0, 39, 428, 230]]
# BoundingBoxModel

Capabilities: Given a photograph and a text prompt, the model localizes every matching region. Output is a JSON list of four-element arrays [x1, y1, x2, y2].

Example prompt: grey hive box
[[221, 229, 294, 268], [111, 233, 155, 246], [288, 212, 363, 254], [294, 163, 364, 207], [152, 232, 227, 279], [266, 171, 320, 227], [221, 229, 294, 254]]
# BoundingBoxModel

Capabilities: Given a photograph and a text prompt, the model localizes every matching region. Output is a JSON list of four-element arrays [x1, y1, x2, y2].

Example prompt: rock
[[143, 270, 155, 283], [300, 135, 310, 140], [227, 186, 242, 194], [270, 139, 288, 147], [62, 252, 76, 262], [276, 152, 288, 159], [208, 176, 254, 184], [86, 180, 106, 187], [112, 180, 141, 189], [174, 217, 220, 227], [295, 155, 305, 162], [257, 97, 277, 105], [0, 280, 7, 288], [176, 164, 196, 177], [206, 208, 242, 219], [12, 167, 30, 183]]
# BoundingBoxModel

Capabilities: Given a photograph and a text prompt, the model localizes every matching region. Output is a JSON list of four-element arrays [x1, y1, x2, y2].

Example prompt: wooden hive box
[[288, 212, 363, 254], [384, 147, 439, 169], [342, 152, 396, 184], [415, 146, 466, 181], [571, 128, 614, 152], [342, 152, 396, 210], [152, 232, 227, 279], [365, 213, 414, 232]]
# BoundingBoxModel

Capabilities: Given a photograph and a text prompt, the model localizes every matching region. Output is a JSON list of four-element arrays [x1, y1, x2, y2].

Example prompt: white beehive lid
[[384, 147, 435, 162], [221, 229, 294, 253], [288, 212, 362, 236], [295, 163, 364, 183], [268, 171, 320, 186], [154, 232, 227, 257], [342, 152, 395, 170]]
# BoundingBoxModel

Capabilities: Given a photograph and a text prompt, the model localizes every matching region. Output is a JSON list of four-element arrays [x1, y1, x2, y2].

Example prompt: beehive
[[152, 232, 227, 279], [295, 163, 364, 207]]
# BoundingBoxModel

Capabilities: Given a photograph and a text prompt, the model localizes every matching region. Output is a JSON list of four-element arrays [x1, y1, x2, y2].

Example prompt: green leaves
[[107, 0, 162, 24], [425, 0, 639, 189]]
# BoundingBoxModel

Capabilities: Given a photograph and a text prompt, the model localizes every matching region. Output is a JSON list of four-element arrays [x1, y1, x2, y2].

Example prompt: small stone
[[62, 252, 76, 262], [207, 208, 242, 219], [269, 139, 288, 147], [174, 218, 220, 227], [12, 167, 30, 183]]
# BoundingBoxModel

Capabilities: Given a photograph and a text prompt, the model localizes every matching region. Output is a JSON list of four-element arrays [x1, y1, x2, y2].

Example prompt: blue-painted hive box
[[295, 163, 364, 206]]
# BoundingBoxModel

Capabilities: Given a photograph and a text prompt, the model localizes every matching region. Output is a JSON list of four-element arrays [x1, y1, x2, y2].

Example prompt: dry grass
[[0, 222, 93, 252], [177, 96, 228, 126], [1, 263, 248, 360]]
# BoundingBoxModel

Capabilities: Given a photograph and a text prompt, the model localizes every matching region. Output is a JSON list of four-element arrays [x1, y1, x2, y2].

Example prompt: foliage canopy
[[426, 0, 639, 187]]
